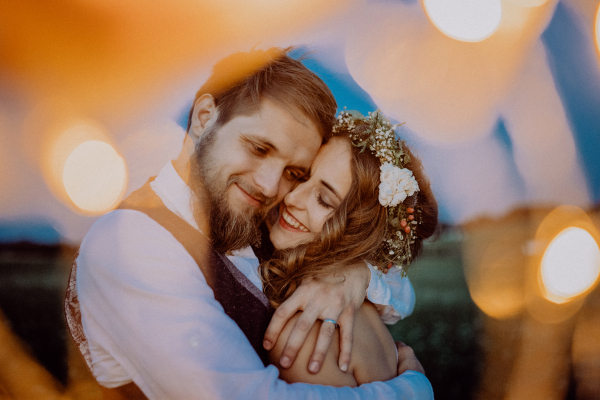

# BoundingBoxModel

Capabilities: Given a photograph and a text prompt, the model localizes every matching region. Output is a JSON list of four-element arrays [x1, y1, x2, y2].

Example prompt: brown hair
[[260, 132, 438, 308], [187, 47, 337, 140]]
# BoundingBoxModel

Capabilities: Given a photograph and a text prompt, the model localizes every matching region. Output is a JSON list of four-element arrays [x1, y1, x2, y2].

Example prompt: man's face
[[191, 98, 322, 252]]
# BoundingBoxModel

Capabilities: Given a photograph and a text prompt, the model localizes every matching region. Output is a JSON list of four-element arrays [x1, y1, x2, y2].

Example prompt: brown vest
[[64, 179, 272, 396]]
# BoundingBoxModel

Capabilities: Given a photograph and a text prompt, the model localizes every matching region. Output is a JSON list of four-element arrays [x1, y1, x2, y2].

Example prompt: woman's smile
[[280, 206, 310, 232]]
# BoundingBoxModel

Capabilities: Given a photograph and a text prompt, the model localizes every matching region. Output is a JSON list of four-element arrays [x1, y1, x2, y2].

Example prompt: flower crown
[[333, 109, 422, 274]]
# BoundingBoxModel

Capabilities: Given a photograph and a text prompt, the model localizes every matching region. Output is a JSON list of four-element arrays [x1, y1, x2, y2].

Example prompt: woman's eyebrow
[[320, 179, 342, 202]]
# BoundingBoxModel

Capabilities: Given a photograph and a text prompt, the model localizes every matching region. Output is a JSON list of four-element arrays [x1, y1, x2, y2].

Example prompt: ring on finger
[[323, 318, 337, 326]]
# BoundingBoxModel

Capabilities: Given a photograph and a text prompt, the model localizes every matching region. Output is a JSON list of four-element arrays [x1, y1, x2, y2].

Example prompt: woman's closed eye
[[316, 193, 333, 209]]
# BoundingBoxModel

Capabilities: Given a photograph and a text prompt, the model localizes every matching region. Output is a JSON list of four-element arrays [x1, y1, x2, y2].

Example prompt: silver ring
[[323, 318, 337, 325]]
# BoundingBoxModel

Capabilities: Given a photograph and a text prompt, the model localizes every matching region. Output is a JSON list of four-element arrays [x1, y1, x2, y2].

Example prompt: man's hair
[[187, 47, 337, 140]]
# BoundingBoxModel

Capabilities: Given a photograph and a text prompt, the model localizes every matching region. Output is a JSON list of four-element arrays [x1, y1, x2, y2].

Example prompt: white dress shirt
[[76, 161, 432, 399]]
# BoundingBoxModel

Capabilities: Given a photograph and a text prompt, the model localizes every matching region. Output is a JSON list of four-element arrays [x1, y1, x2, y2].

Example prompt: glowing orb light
[[540, 227, 600, 304], [423, 0, 502, 42], [63, 141, 127, 214]]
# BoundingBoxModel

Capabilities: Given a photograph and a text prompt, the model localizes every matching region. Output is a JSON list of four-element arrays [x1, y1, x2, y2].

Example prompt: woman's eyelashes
[[316, 193, 333, 209]]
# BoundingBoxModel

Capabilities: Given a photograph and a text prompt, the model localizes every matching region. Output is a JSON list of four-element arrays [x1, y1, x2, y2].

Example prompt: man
[[66, 48, 433, 399]]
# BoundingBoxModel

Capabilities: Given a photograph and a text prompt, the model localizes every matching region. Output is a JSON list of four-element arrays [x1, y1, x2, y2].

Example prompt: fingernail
[[309, 361, 319, 373], [280, 356, 291, 368], [340, 363, 348, 372], [263, 340, 272, 350]]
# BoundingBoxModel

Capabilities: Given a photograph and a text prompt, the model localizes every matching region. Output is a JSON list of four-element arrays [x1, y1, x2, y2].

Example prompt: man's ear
[[189, 94, 217, 144]]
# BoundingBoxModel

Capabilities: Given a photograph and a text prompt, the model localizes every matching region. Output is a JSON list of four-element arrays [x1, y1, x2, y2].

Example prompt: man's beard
[[190, 125, 272, 253]]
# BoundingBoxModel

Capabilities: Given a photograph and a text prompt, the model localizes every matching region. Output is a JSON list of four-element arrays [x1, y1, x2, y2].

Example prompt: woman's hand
[[396, 342, 425, 375], [263, 262, 370, 374]]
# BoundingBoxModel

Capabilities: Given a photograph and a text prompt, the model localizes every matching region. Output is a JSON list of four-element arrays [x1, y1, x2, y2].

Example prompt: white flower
[[378, 163, 419, 207]]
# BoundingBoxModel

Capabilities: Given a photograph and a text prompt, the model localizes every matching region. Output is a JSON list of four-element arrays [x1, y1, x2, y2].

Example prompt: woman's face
[[269, 137, 353, 250]]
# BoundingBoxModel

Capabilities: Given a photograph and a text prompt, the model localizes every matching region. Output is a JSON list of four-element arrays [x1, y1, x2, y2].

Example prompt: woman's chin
[[269, 227, 312, 251]]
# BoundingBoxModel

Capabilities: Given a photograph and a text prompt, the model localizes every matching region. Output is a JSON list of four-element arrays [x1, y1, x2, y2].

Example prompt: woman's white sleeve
[[366, 263, 416, 325]]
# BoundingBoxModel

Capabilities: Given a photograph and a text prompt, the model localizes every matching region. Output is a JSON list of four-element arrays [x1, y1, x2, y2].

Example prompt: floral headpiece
[[333, 109, 422, 274]]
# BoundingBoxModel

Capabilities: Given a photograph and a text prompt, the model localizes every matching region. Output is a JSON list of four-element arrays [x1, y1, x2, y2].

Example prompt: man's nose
[[254, 164, 281, 200]]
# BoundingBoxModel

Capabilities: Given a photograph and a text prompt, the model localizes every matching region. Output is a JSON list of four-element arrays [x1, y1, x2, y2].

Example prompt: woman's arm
[[269, 302, 397, 386]]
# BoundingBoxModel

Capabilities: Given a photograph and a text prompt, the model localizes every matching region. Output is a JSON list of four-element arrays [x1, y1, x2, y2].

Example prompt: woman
[[260, 110, 438, 385]]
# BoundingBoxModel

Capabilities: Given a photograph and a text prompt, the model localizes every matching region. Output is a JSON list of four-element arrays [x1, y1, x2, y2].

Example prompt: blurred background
[[1, 0, 599, 399]]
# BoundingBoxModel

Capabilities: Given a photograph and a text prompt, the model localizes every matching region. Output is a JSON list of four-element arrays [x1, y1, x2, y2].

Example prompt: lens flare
[[62, 141, 127, 214], [540, 227, 600, 304], [423, 0, 502, 42]]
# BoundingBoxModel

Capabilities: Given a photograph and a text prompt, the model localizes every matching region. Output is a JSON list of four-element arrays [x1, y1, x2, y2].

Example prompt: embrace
[[65, 47, 438, 399]]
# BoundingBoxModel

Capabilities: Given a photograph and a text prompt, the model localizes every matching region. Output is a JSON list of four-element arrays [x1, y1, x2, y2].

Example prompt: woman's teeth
[[282, 209, 309, 232]]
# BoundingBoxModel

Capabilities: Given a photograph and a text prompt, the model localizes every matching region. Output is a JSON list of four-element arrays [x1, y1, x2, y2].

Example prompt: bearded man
[[66, 48, 432, 399]]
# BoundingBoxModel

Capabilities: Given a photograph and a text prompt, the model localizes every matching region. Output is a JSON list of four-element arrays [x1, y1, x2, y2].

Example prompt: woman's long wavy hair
[[260, 129, 438, 308]]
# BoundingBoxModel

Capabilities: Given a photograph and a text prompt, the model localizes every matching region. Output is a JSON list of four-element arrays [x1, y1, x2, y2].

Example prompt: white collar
[[150, 161, 199, 231]]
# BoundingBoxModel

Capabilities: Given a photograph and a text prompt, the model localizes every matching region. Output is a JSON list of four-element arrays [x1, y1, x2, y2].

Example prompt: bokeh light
[[62, 141, 127, 214], [505, 0, 548, 7], [596, 3, 600, 57], [423, 0, 502, 42], [540, 227, 600, 304], [26, 111, 128, 215], [345, 1, 556, 143], [525, 206, 600, 324], [462, 214, 530, 320]]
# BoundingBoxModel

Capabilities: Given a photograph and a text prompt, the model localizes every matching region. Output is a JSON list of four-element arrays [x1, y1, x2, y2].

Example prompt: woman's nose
[[284, 181, 308, 210]]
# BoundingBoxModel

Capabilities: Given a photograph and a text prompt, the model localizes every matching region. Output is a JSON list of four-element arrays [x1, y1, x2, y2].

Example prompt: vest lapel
[[118, 178, 272, 365]]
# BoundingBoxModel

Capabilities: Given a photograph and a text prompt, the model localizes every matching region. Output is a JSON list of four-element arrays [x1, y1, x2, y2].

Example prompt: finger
[[264, 297, 303, 351], [337, 311, 355, 373], [279, 308, 319, 369], [307, 319, 337, 374], [397, 346, 425, 375]]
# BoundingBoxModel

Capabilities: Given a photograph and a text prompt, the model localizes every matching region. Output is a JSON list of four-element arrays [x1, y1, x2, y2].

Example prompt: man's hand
[[263, 263, 370, 374], [396, 342, 425, 375]]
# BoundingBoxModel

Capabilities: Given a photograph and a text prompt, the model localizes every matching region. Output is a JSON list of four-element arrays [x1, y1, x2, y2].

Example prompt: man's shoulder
[[81, 209, 160, 251], [78, 209, 203, 282]]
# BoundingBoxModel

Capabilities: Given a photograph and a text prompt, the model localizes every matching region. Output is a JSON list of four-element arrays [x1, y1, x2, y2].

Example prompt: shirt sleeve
[[366, 263, 416, 325], [77, 210, 432, 400]]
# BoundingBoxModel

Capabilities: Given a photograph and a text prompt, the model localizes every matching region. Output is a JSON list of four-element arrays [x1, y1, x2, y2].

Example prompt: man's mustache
[[228, 177, 275, 208]]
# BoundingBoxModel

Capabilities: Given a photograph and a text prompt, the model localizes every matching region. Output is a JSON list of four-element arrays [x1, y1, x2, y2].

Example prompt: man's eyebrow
[[241, 134, 277, 151], [243, 133, 310, 175], [320, 180, 342, 202]]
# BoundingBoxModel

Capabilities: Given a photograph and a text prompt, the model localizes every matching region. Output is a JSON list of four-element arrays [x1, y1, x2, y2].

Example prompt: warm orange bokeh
[[63, 140, 128, 214], [596, 3, 600, 59], [540, 227, 600, 303], [19, 98, 127, 215], [526, 205, 600, 324], [0, 0, 349, 125]]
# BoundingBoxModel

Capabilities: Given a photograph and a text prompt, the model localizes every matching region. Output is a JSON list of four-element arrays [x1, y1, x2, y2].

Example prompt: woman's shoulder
[[350, 302, 397, 384]]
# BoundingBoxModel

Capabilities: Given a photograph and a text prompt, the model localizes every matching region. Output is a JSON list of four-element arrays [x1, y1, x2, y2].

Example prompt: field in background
[[0, 229, 590, 399]]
